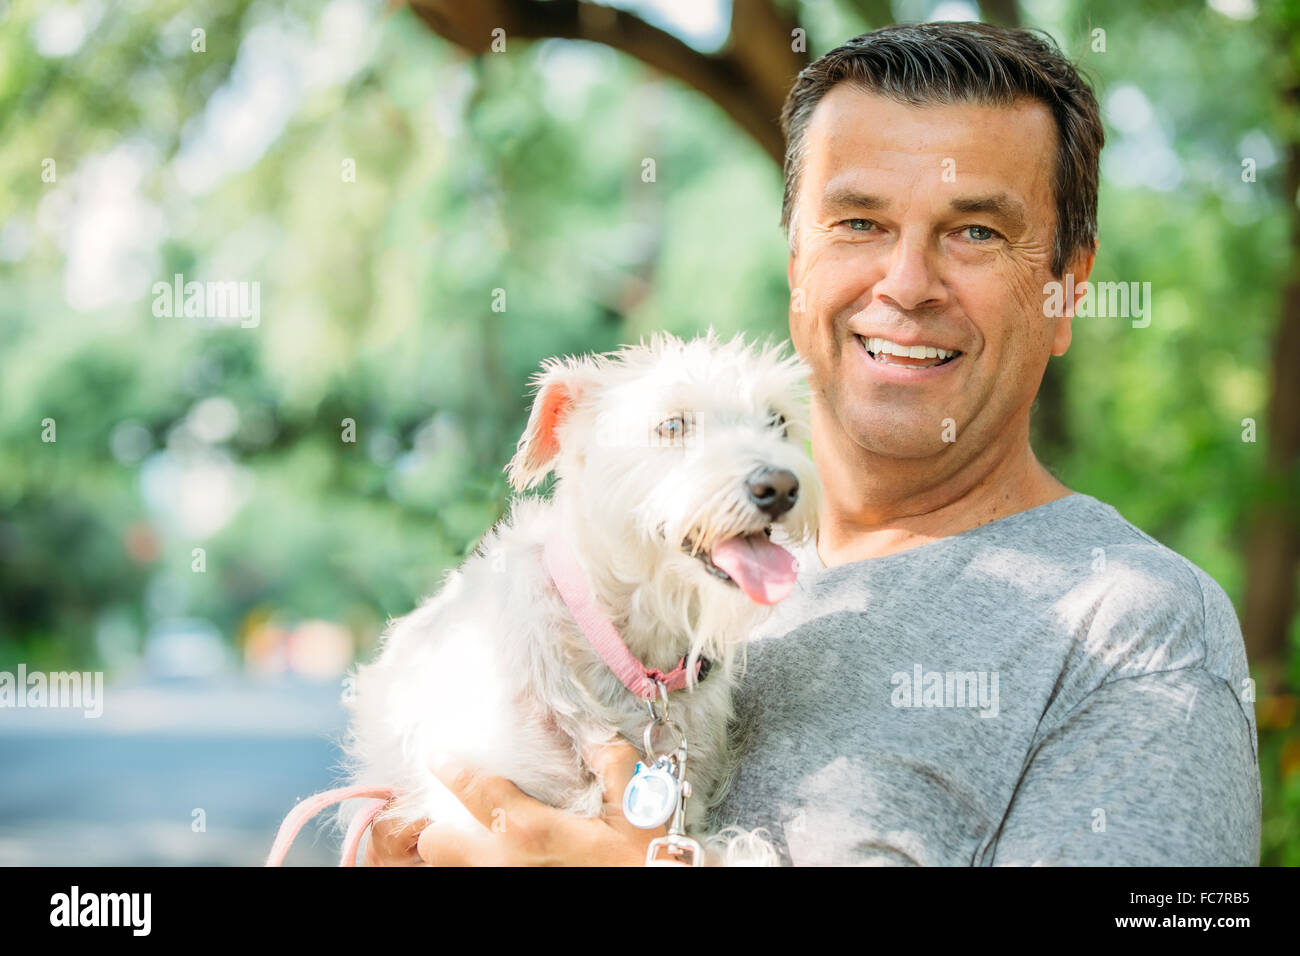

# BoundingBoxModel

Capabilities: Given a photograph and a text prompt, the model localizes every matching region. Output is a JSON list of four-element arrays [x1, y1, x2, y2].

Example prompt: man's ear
[[506, 356, 592, 491], [787, 249, 810, 355], [1054, 241, 1098, 357]]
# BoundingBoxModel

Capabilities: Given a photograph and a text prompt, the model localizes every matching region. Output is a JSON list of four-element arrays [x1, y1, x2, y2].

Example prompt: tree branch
[[408, 0, 808, 163]]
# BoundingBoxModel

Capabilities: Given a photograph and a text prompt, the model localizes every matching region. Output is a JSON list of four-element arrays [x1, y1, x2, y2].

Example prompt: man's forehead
[[806, 84, 1056, 171], [802, 84, 1056, 214]]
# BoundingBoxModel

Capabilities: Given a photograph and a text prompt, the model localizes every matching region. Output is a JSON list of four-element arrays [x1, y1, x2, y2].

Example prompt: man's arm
[[989, 668, 1260, 865]]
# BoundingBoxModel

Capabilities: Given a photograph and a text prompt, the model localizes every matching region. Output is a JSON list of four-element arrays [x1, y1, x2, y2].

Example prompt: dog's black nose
[[745, 467, 799, 518]]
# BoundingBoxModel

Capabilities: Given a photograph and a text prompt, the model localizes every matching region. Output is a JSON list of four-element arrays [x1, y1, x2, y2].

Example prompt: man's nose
[[746, 467, 799, 518], [873, 236, 946, 312]]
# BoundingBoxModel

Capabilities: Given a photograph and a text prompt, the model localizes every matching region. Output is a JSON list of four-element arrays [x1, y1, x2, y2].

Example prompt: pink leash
[[265, 785, 395, 867]]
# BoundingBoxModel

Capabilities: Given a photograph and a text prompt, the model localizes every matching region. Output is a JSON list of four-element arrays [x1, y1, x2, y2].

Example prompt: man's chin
[[838, 409, 960, 460]]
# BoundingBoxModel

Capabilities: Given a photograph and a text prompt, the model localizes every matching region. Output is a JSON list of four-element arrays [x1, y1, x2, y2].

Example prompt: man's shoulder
[[957, 493, 1257, 776], [1030, 494, 1248, 698], [1049, 494, 1235, 628]]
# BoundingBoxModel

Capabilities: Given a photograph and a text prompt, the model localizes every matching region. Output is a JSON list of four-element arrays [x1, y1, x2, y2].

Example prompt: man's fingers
[[584, 737, 642, 807], [417, 821, 507, 867], [422, 747, 660, 865], [430, 759, 537, 833], [366, 811, 429, 866], [584, 736, 670, 845]]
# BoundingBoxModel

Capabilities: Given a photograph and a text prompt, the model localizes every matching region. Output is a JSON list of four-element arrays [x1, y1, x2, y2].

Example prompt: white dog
[[272, 332, 819, 866]]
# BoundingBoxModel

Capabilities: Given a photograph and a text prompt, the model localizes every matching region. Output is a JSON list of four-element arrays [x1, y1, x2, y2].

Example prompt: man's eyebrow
[[948, 194, 1027, 231], [820, 188, 891, 212]]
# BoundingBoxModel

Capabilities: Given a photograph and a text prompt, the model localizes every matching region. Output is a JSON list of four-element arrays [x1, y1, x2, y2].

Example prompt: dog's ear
[[507, 357, 591, 491]]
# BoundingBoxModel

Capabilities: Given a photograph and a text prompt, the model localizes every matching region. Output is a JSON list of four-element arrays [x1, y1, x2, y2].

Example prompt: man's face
[[788, 86, 1080, 461]]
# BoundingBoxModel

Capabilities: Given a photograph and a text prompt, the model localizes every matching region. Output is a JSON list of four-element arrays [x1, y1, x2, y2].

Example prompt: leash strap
[[265, 785, 396, 867]]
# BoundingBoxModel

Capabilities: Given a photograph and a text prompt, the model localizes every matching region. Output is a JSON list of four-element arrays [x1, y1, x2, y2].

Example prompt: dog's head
[[508, 332, 819, 610]]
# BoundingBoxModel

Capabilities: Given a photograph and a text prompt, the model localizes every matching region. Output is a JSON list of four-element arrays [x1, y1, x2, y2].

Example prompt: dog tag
[[622, 759, 680, 830]]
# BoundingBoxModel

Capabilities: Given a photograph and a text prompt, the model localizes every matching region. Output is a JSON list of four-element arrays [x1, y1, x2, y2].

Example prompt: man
[[368, 21, 1261, 865]]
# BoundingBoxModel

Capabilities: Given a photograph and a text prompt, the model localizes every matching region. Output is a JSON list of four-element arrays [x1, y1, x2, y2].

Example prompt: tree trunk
[[1242, 23, 1300, 693]]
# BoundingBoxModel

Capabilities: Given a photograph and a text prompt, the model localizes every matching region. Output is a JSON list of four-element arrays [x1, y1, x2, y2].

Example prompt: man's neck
[[812, 403, 1072, 567]]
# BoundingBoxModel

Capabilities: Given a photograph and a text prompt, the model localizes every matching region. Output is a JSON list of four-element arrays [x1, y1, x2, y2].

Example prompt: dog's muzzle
[[679, 468, 802, 605]]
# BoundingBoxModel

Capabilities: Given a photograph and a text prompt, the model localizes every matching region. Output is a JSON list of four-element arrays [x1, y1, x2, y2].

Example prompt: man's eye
[[964, 225, 999, 242], [840, 219, 876, 232], [656, 416, 684, 440]]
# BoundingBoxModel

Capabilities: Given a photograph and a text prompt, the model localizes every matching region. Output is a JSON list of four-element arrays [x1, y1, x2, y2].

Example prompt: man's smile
[[852, 332, 965, 380]]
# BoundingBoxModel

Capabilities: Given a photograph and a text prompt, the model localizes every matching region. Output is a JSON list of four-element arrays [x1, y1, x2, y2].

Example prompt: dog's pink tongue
[[710, 533, 798, 605]]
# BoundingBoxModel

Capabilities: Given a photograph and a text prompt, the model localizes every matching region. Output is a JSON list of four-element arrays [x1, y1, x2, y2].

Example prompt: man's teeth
[[862, 336, 958, 361]]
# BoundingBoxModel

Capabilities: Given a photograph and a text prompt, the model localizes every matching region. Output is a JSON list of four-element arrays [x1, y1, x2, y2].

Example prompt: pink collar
[[544, 534, 707, 700]]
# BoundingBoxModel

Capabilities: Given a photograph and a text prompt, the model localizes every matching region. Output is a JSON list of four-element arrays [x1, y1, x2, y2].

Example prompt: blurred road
[[0, 676, 350, 866]]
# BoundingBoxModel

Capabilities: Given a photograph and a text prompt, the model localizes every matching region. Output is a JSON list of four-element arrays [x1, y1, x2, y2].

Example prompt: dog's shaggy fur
[[339, 332, 819, 863]]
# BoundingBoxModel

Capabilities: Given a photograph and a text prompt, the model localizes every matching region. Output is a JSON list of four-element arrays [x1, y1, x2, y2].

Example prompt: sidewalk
[[0, 676, 349, 866]]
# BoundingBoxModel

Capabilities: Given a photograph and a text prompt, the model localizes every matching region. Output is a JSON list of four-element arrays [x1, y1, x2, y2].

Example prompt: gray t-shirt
[[710, 492, 1261, 865]]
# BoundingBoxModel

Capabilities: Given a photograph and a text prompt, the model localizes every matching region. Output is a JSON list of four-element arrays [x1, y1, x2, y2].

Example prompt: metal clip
[[646, 832, 704, 867], [635, 679, 703, 866], [646, 679, 670, 722], [643, 737, 702, 866]]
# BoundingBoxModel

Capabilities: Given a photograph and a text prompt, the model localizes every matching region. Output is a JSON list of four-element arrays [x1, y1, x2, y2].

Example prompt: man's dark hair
[[780, 21, 1104, 277]]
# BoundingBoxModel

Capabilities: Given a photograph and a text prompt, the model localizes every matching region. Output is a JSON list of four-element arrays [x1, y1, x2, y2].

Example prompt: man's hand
[[362, 738, 666, 866], [362, 811, 427, 866]]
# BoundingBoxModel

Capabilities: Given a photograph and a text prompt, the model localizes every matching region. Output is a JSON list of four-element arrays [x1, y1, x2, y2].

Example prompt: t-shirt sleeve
[[988, 667, 1260, 865]]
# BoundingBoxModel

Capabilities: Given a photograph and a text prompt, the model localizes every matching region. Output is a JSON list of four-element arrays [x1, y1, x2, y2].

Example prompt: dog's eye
[[656, 416, 685, 441], [769, 410, 788, 436]]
